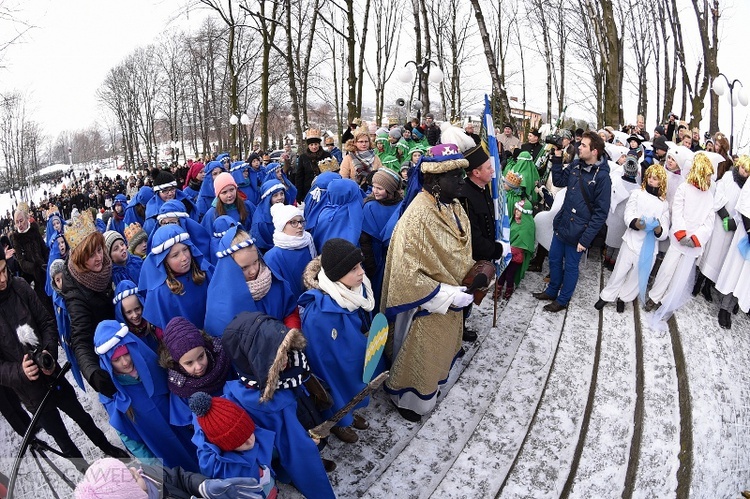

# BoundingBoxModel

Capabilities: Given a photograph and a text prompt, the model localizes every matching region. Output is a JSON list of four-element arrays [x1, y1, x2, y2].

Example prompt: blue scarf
[[638, 217, 661, 304]]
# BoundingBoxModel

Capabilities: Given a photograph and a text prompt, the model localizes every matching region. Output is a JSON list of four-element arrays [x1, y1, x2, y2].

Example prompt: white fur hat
[[271, 203, 303, 233]]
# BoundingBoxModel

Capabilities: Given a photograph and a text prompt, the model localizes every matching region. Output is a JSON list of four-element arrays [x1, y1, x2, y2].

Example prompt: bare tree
[[365, 0, 402, 124], [689, 0, 721, 131], [0, 91, 41, 200]]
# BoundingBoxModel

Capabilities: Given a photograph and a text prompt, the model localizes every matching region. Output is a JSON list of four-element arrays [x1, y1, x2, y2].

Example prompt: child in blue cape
[[159, 317, 232, 427], [262, 162, 298, 200], [311, 178, 364, 252], [222, 311, 336, 499], [105, 230, 143, 286], [303, 171, 342, 234], [189, 392, 277, 498], [106, 193, 128, 237], [150, 199, 212, 258], [114, 280, 162, 354], [208, 215, 238, 265], [124, 186, 154, 226], [298, 238, 374, 444], [183, 160, 205, 204], [45, 232, 68, 297], [139, 225, 213, 331], [94, 320, 199, 471], [360, 169, 402, 310], [197, 161, 227, 218], [124, 222, 149, 259], [251, 179, 291, 252], [45, 211, 66, 247], [263, 204, 317, 300], [203, 227, 299, 337], [201, 172, 256, 237], [143, 169, 199, 235], [235, 154, 266, 205]]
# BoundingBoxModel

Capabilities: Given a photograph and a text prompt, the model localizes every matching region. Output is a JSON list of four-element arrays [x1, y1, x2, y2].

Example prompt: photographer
[[0, 248, 128, 471]]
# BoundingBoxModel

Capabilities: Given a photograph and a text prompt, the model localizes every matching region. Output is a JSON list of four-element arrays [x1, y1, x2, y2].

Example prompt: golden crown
[[65, 210, 97, 253]]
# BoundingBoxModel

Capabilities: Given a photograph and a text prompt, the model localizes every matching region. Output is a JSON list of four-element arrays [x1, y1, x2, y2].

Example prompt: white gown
[[698, 172, 743, 282], [714, 178, 750, 313]]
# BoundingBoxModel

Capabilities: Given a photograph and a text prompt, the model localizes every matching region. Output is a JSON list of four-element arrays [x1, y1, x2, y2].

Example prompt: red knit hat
[[188, 392, 254, 451]]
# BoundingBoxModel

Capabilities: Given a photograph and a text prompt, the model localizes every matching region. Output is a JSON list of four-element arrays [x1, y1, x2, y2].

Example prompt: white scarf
[[246, 263, 273, 301], [317, 268, 375, 312], [272, 231, 317, 259]]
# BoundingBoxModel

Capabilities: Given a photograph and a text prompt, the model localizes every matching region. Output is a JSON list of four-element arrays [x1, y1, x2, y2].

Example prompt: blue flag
[[482, 95, 512, 276]]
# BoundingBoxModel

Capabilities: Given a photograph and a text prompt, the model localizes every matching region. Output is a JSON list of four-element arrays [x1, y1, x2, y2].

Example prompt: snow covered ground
[[1, 172, 749, 497]]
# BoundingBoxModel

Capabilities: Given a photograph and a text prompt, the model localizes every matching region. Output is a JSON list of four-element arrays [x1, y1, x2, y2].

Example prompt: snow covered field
[[1, 172, 749, 498]]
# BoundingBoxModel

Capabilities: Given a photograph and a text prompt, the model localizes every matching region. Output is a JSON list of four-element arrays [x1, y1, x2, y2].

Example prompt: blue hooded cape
[[251, 179, 290, 252], [139, 225, 214, 331], [113, 280, 160, 354], [197, 161, 226, 218], [45, 232, 67, 297], [143, 189, 198, 236], [52, 290, 85, 390], [192, 418, 276, 488], [204, 227, 297, 337], [147, 199, 212, 259], [107, 194, 128, 237], [362, 198, 401, 309], [111, 253, 143, 287], [124, 186, 154, 226], [311, 178, 364, 252], [200, 198, 256, 239], [231, 161, 262, 205], [94, 320, 199, 471], [261, 163, 298, 201], [303, 172, 341, 233], [263, 243, 314, 301], [208, 215, 238, 265], [298, 286, 371, 428], [45, 213, 66, 247]]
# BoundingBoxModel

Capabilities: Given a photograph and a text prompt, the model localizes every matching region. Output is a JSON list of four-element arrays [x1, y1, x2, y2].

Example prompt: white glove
[[451, 287, 475, 308]]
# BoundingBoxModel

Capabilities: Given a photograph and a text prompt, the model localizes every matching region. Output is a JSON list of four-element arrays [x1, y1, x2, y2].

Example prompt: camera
[[545, 134, 563, 148], [16, 324, 56, 372]]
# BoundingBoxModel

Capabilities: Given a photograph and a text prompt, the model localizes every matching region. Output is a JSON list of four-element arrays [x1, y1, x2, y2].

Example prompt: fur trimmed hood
[[221, 311, 307, 402], [302, 256, 322, 291]]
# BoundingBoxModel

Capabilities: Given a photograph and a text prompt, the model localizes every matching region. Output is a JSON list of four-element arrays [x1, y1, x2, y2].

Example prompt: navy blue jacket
[[551, 154, 611, 248]]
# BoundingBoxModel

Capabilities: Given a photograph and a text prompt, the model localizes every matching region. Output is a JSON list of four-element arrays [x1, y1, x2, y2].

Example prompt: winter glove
[[723, 217, 737, 232], [198, 477, 263, 499], [493, 242, 505, 260], [679, 237, 696, 248], [89, 369, 117, 398], [451, 287, 475, 308]]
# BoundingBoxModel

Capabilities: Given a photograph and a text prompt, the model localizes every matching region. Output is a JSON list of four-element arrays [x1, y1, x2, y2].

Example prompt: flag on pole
[[482, 94, 512, 276]]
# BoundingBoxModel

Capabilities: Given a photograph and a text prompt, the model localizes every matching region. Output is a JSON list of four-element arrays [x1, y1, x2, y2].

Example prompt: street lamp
[[712, 73, 748, 155], [229, 114, 239, 158], [397, 59, 444, 121], [240, 113, 250, 159]]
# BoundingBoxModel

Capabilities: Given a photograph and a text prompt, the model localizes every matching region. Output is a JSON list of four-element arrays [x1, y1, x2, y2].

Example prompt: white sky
[[1, 0, 749, 152]]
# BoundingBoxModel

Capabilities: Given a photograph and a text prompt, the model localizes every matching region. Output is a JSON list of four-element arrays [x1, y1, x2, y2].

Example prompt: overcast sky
[[1, 0, 749, 152]]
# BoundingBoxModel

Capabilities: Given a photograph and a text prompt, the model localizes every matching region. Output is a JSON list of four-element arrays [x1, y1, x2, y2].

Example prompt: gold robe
[[381, 190, 474, 414]]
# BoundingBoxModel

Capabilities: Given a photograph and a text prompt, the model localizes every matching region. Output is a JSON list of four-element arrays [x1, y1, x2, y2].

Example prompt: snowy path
[[4, 252, 750, 498]]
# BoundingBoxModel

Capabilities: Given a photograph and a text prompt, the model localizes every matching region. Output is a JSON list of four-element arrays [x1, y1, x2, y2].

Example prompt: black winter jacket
[[10, 222, 49, 285], [295, 149, 332, 202], [0, 276, 59, 411], [460, 179, 498, 262], [59, 262, 117, 397]]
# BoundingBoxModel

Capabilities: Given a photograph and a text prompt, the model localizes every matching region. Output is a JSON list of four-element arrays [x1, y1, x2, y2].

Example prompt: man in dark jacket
[[533, 131, 612, 312], [518, 128, 543, 161], [459, 145, 505, 341], [10, 209, 52, 313], [0, 249, 128, 470], [423, 113, 441, 146]]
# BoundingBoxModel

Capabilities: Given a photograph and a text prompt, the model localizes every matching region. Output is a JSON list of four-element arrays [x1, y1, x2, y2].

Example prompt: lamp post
[[712, 73, 748, 155], [229, 114, 239, 159], [397, 59, 444, 122], [240, 113, 250, 159]]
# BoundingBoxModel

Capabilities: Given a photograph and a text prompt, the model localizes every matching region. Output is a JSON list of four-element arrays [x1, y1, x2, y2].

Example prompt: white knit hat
[[271, 203, 303, 233]]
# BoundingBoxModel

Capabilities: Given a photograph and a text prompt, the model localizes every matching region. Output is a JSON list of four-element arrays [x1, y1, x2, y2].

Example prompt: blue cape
[[45, 233, 67, 297], [223, 381, 335, 499], [45, 214, 66, 247], [231, 162, 264, 205], [204, 227, 297, 337], [311, 178, 364, 252], [251, 179, 290, 252], [94, 321, 199, 471], [263, 245, 313, 300], [298, 289, 371, 427], [139, 225, 214, 330], [208, 215, 238, 265], [200, 200, 256, 240], [303, 172, 341, 232], [52, 291, 85, 390], [147, 199, 212, 259], [124, 186, 154, 226], [111, 253, 143, 288], [361, 199, 401, 309], [143, 189, 198, 235], [261, 163, 298, 202], [192, 416, 275, 484], [197, 161, 226, 218]]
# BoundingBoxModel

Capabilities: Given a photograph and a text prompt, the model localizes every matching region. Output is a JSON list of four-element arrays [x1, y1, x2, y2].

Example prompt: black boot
[[692, 272, 706, 297], [718, 309, 729, 329], [616, 299, 625, 313], [527, 246, 548, 272], [594, 298, 607, 310], [701, 278, 714, 303]]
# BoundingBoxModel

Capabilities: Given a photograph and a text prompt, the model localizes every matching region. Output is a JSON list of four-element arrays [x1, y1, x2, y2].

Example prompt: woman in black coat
[[295, 130, 332, 203], [59, 225, 118, 397]]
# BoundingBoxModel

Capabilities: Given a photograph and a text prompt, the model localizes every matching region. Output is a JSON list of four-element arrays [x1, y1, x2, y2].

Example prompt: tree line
[[0, 0, 728, 179]]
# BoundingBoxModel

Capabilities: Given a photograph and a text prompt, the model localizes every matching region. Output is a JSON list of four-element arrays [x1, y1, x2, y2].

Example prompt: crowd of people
[[0, 111, 748, 498]]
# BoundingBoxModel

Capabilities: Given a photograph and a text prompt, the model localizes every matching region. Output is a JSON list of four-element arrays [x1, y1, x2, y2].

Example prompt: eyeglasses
[[161, 187, 176, 194], [287, 219, 305, 228]]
